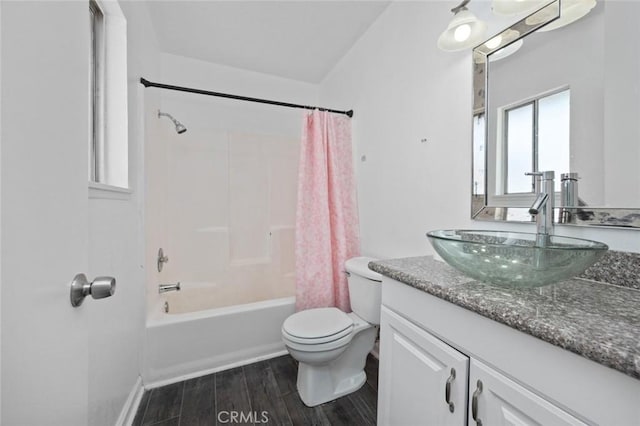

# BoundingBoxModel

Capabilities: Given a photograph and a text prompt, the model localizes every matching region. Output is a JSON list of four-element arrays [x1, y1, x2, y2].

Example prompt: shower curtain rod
[[140, 78, 353, 118]]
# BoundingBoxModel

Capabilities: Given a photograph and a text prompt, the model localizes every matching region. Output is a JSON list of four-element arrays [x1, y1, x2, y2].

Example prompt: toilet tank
[[345, 257, 382, 325]]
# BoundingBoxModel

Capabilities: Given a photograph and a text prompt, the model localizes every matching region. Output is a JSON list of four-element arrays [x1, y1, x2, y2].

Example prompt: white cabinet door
[[469, 359, 587, 426], [378, 306, 469, 426]]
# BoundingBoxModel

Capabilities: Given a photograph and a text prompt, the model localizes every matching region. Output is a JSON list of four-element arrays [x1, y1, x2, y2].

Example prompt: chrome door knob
[[90, 276, 116, 299], [70, 274, 116, 307]]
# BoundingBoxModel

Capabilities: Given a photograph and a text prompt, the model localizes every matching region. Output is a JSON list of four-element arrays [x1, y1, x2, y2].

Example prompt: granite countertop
[[369, 256, 640, 380]]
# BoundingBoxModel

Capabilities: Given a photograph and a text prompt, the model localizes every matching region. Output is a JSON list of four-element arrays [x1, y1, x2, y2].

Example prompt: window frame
[[89, 0, 104, 183], [501, 99, 537, 195], [87, 0, 130, 195], [499, 86, 570, 196]]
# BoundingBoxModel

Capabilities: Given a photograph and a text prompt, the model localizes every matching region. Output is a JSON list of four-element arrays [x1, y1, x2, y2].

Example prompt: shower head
[[158, 110, 187, 134], [175, 123, 187, 134]]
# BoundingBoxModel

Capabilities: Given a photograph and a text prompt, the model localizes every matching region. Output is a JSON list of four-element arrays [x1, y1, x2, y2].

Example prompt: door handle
[[70, 273, 116, 307], [472, 379, 483, 426], [444, 368, 456, 413]]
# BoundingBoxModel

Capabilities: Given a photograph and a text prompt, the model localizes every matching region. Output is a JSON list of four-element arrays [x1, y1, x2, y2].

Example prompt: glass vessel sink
[[427, 230, 608, 287]]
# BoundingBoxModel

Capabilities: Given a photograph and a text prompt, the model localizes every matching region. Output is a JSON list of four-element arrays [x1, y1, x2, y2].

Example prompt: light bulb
[[485, 35, 503, 49], [454, 24, 471, 42]]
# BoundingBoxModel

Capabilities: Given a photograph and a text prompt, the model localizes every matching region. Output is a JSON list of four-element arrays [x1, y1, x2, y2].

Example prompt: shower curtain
[[295, 110, 360, 312]]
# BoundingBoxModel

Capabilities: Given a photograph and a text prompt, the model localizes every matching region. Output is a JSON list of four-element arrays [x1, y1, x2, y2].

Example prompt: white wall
[[603, 1, 640, 207], [320, 2, 472, 258], [319, 1, 640, 257]]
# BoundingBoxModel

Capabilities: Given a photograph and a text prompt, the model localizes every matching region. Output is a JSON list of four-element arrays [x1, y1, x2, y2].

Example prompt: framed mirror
[[472, 0, 640, 229]]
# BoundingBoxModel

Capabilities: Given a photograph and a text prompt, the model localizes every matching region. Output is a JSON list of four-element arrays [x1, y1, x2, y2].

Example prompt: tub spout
[[159, 282, 181, 294]]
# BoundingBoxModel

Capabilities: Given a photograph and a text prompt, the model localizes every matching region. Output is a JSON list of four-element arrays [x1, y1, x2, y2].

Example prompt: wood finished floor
[[133, 354, 378, 426]]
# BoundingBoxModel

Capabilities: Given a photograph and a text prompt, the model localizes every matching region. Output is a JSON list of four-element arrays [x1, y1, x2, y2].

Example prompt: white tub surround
[[159, 280, 294, 315]]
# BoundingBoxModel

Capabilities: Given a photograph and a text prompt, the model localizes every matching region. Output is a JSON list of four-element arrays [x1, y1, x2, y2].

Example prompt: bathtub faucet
[[159, 282, 181, 294]]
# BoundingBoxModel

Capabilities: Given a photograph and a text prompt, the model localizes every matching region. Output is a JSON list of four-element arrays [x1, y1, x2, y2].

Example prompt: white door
[[468, 359, 587, 426], [1, 2, 92, 424], [378, 306, 469, 426]]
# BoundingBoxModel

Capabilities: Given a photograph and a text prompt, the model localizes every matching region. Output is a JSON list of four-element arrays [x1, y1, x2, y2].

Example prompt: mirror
[[472, 0, 640, 228]]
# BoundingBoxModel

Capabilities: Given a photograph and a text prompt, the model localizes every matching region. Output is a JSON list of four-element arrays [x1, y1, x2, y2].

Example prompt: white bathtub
[[143, 294, 295, 387]]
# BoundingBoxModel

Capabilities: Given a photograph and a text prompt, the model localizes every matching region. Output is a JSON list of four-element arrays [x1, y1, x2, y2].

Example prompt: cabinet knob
[[445, 368, 456, 413]]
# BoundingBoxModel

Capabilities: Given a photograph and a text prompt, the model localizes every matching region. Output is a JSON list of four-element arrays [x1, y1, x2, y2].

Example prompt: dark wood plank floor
[[133, 354, 379, 426]]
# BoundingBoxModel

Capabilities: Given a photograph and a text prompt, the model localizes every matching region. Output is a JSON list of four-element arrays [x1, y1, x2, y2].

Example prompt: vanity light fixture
[[494, 0, 597, 32], [487, 29, 523, 61], [474, 29, 523, 63], [484, 33, 504, 49], [489, 39, 524, 61], [492, 0, 545, 16], [437, 0, 488, 52], [535, 0, 597, 32]]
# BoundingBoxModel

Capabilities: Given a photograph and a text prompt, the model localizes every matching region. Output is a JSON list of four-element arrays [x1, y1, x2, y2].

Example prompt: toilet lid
[[345, 256, 382, 281], [282, 308, 353, 341]]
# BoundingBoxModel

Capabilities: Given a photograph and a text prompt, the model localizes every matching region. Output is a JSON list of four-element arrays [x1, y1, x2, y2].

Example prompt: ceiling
[[146, 1, 391, 84]]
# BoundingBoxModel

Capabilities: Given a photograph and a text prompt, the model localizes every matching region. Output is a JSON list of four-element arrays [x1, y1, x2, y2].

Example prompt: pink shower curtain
[[295, 110, 360, 312]]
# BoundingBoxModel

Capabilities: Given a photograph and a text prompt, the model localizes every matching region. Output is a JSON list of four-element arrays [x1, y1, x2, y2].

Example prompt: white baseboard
[[116, 376, 145, 426], [145, 349, 288, 390]]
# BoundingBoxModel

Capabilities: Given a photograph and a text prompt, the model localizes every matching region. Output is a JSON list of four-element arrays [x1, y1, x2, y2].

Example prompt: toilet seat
[[282, 307, 353, 340], [282, 325, 353, 345], [282, 307, 354, 346], [282, 332, 353, 353]]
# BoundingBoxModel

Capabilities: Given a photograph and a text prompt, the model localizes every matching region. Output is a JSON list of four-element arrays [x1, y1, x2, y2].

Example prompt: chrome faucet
[[526, 171, 555, 247], [159, 282, 181, 294]]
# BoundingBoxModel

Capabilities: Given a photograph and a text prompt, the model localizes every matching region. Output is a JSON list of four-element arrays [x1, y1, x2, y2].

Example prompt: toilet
[[281, 256, 382, 407]]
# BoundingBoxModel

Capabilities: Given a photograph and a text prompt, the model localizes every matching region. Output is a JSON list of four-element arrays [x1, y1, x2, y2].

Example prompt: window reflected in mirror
[[473, 113, 486, 197], [500, 88, 570, 195]]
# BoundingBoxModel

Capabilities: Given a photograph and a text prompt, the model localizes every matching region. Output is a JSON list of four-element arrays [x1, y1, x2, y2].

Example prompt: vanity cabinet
[[469, 359, 585, 426], [379, 306, 586, 426], [378, 307, 468, 426], [378, 277, 640, 426]]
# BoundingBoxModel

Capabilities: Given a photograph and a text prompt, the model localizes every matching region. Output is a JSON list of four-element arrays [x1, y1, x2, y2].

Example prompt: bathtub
[[143, 287, 295, 387]]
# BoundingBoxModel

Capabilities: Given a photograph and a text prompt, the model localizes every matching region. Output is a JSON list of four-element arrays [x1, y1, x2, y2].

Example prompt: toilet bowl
[[282, 257, 382, 407]]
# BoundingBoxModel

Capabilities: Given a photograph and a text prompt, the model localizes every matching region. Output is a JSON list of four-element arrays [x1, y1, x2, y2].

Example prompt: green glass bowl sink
[[427, 230, 608, 288]]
